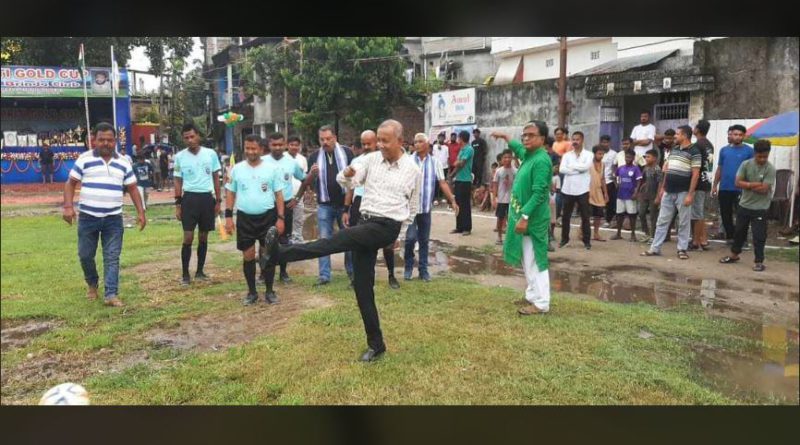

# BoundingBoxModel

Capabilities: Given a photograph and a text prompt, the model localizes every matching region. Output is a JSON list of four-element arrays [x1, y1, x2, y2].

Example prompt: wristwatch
[[522, 214, 529, 221]]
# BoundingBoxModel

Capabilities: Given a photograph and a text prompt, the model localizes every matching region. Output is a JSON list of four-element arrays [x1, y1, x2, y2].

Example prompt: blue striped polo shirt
[[69, 150, 137, 217]]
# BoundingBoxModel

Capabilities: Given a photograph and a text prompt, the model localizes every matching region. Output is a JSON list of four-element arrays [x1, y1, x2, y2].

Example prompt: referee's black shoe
[[181, 275, 191, 286], [265, 291, 279, 304], [260, 226, 280, 270], [243, 293, 259, 306]]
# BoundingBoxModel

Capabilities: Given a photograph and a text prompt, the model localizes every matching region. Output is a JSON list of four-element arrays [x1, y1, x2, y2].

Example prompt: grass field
[[0, 205, 792, 405]]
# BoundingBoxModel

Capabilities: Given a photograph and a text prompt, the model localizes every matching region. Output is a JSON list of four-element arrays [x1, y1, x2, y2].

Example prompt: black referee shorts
[[181, 192, 216, 232], [236, 209, 277, 251]]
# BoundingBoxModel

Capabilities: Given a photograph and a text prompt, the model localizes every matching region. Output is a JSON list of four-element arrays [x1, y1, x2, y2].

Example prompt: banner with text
[[431, 88, 476, 127], [1, 65, 129, 98]]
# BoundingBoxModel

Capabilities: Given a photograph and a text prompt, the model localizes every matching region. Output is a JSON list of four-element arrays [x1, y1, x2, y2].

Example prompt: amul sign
[[431, 88, 476, 126]]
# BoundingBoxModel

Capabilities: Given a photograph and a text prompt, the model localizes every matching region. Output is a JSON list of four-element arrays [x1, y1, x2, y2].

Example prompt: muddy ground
[[2, 207, 798, 404]]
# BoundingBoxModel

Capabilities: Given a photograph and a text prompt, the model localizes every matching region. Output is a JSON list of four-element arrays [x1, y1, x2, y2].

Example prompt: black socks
[[197, 242, 208, 274], [384, 248, 395, 276], [244, 259, 257, 295], [181, 244, 191, 277]]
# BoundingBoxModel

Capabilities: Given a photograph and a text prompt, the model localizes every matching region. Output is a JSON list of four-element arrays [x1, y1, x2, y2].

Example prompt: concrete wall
[[427, 77, 602, 181], [521, 39, 616, 82], [697, 37, 799, 120]]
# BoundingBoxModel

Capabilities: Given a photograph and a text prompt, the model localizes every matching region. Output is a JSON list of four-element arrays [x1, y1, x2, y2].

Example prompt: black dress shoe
[[260, 226, 280, 270], [359, 347, 386, 362], [388, 275, 400, 290]]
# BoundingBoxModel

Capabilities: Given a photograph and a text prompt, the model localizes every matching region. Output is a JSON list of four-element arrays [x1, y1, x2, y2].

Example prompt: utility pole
[[558, 36, 568, 129], [284, 37, 289, 140]]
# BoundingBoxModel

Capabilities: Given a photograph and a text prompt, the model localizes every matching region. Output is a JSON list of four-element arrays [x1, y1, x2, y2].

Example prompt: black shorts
[[236, 209, 277, 251], [495, 203, 509, 219], [591, 204, 605, 218], [181, 192, 216, 232]]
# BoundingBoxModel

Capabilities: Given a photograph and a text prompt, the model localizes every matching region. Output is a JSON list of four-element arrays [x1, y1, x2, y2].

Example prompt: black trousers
[[605, 182, 617, 223], [277, 216, 401, 350], [561, 192, 591, 245], [731, 207, 767, 263], [454, 181, 472, 232], [718, 191, 740, 240]]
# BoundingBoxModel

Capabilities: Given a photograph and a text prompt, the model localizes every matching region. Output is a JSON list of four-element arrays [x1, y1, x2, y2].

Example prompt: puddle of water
[[1, 319, 59, 351], [424, 241, 799, 403], [693, 324, 799, 404]]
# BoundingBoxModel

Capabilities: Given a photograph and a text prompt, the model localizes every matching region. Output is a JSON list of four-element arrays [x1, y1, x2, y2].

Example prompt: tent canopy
[[746, 110, 799, 146]]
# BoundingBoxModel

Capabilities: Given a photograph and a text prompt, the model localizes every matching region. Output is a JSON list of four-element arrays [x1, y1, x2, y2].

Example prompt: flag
[[78, 44, 86, 78], [111, 49, 120, 94]]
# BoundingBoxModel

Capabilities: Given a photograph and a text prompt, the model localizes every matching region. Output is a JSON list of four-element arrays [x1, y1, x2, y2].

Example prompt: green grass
[[0, 207, 778, 405], [766, 247, 799, 263]]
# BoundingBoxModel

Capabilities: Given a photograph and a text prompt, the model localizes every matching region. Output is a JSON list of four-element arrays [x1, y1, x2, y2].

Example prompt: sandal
[[719, 256, 740, 264], [678, 250, 689, 260], [592, 237, 606, 242], [753, 263, 766, 272], [640, 251, 660, 257]]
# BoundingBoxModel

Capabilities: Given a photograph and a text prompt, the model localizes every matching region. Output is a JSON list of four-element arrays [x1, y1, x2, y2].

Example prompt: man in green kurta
[[491, 121, 552, 315]]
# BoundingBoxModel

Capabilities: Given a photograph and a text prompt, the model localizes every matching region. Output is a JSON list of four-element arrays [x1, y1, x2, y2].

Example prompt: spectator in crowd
[[167, 151, 175, 190], [493, 149, 517, 245], [637, 149, 663, 243], [631, 110, 656, 158], [305, 125, 355, 286], [151, 147, 163, 191], [449, 130, 474, 236], [611, 150, 643, 242], [552, 126, 571, 156], [712, 124, 753, 244], [656, 128, 676, 168], [471, 128, 488, 186], [404, 133, 458, 282], [546, 136, 563, 227], [641, 125, 701, 260], [549, 152, 561, 251], [132, 153, 154, 210], [446, 132, 460, 172], [558, 131, 593, 250], [615, 136, 645, 168], [159, 148, 169, 191], [39, 141, 55, 184], [287, 135, 309, 243], [600, 135, 618, 227], [719, 140, 776, 272], [689, 119, 714, 251], [588, 145, 609, 242]]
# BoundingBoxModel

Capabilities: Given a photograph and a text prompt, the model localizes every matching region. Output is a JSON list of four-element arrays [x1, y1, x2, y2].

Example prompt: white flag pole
[[111, 45, 119, 153], [80, 44, 92, 150]]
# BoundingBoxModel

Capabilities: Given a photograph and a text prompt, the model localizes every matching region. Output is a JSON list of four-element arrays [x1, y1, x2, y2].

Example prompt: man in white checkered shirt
[[63, 122, 146, 307], [262, 119, 422, 363]]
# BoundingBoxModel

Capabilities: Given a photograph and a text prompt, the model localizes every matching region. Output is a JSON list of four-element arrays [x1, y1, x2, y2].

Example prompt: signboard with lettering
[[431, 88, 476, 127], [1, 65, 129, 98]]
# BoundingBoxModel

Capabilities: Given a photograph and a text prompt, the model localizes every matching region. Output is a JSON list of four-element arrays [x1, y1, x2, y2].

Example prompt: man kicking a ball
[[262, 119, 422, 362]]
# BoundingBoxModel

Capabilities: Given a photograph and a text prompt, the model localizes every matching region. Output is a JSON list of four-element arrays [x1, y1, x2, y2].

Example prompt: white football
[[39, 383, 90, 406]]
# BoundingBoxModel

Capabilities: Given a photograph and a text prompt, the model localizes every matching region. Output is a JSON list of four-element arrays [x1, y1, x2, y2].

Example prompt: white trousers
[[291, 200, 306, 242], [522, 236, 551, 311], [137, 186, 147, 211]]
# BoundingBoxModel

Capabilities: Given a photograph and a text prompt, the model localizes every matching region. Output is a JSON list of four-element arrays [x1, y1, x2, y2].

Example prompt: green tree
[[243, 37, 411, 138], [1, 37, 193, 76]]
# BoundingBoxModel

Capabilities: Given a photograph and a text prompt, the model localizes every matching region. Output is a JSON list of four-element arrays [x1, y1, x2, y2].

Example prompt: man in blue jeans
[[306, 125, 354, 286], [404, 133, 459, 281], [641, 125, 700, 260], [62, 122, 146, 307]]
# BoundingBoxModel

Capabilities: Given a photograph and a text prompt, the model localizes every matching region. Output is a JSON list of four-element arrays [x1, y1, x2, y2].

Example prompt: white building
[[491, 37, 724, 84]]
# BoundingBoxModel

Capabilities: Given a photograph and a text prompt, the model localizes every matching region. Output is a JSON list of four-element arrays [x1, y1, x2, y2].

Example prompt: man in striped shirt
[[642, 125, 701, 259], [63, 122, 146, 307]]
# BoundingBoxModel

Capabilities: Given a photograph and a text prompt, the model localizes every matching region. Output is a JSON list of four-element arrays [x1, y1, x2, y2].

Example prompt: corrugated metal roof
[[575, 50, 678, 76]]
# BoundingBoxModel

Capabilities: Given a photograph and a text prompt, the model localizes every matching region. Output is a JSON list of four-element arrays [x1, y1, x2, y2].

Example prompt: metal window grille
[[600, 107, 621, 123], [654, 102, 689, 120], [591, 51, 600, 60], [546, 58, 554, 68]]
